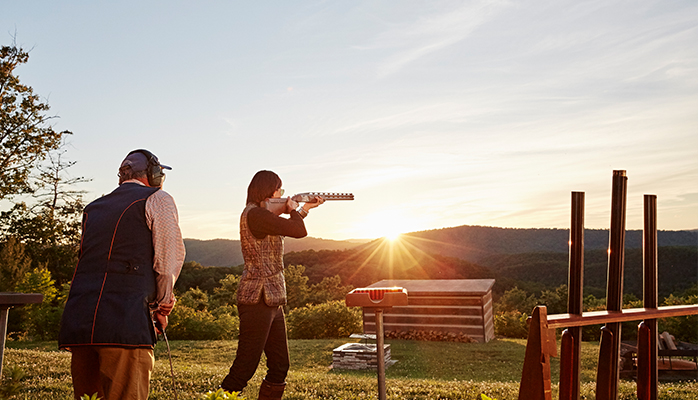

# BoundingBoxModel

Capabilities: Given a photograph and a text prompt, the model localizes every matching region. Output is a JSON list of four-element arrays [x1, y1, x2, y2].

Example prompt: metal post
[[597, 170, 627, 400], [638, 194, 658, 400], [561, 191, 584, 400], [0, 306, 9, 379], [0, 293, 43, 380], [375, 308, 387, 400]]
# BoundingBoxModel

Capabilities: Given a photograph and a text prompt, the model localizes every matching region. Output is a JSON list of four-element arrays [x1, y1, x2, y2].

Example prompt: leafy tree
[[178, 287, 210, 311], [0, 235, 31, 291], [538, 284, 568, 314], [210, 273, 240, 310], [174, 261, 235, 295], [307, 275, 354, 305], [285, 264, 310, 310], [659, 285, 698, 343], [0, 145, 87, 285], [1, 42, 82, 286], [1, 43, 69, 199], [13, 267, 67, 340], [494, 287, 538, 314]]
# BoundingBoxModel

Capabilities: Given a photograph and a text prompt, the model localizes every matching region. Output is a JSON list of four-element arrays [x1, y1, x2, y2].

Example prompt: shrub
[[12, 268, 66, 340], [659, 292, 698, 343], [495, 287, 537, 314], [286, 300, 362, 339], [179, 287, 210, 311], [167, 304, 239, 340], [493, 311, 528, 339]]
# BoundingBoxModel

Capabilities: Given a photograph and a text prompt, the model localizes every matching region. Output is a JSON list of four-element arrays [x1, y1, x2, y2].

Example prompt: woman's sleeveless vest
[[237, 204, 286, 306], [59, 183, 160, 348]]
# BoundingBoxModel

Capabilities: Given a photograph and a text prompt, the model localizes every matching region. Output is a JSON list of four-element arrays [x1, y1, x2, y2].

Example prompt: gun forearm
[[262, 192, 354, 216]]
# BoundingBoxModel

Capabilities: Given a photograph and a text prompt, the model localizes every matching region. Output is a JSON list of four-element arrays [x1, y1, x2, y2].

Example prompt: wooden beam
[[546, 305, 698, 328]]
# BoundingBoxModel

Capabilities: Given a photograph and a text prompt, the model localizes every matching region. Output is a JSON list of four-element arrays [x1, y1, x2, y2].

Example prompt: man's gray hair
[[118, 166, 147, 184]]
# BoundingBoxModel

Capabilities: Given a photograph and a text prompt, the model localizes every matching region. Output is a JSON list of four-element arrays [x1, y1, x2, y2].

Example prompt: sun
[[361, 210, 410, 241], [385, 231, 402, 242]]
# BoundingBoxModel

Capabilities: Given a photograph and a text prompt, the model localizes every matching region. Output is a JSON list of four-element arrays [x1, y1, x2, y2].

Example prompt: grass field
[[3, 339, 697, 399]]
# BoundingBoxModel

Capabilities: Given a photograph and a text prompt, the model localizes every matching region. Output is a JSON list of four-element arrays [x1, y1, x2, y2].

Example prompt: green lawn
[[3, 339, 697, 399]]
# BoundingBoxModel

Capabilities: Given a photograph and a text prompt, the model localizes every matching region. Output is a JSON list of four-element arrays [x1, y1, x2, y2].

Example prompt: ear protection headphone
[[127, 149, 167, 187]]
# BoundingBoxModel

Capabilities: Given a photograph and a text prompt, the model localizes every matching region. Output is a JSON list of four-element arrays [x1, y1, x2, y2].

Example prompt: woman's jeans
[[221, 302, 290, 391]]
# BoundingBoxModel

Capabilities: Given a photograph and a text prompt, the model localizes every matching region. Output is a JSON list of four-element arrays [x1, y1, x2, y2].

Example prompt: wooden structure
[[0, 292, 43, 378], [361, 279, 495, 343], [518, 171, 698, 400], [346, 286, 408, 400]]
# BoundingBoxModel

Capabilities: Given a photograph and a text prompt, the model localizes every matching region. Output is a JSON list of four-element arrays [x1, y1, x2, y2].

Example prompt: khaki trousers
[[70, 346, 154, 400]]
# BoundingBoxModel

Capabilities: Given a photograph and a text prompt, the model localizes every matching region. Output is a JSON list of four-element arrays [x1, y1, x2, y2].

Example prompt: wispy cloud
[[356, 1, 508, 78]]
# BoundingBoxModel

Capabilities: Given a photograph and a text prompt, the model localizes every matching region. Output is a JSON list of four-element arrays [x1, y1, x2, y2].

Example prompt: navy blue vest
[[59, 183, 160, 348]]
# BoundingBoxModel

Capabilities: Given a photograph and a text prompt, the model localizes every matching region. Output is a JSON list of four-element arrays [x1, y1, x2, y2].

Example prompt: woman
[[220, 170, 324, 399]]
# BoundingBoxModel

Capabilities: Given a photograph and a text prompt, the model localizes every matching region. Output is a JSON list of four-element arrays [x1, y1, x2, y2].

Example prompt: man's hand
[[158, 299, 176, 316], [154, 298, 175, 334], [154, 311, 168, 334]]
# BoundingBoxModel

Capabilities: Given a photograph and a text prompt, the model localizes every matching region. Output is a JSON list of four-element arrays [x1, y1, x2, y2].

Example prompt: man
[[59, 149, 186, 400]]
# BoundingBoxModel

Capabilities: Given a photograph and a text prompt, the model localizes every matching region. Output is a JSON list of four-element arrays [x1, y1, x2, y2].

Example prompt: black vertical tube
[[564, 191, 584, 400], [605, 170, 627, 398], [607, 170, 627, 311], [642, 194, 658, 400]]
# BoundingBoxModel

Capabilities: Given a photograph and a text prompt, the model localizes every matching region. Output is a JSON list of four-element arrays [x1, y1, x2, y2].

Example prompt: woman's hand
[[284, 197, 299, 214], [302, 195, 325, 211]]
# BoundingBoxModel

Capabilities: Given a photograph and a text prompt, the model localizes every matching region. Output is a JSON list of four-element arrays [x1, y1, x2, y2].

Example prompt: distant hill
[[184, 225, 696, 267], [477, 246, 697, 298], [397, 225, 697, 262], [183, 237, 368, 267], [183, 225, 696, 298]]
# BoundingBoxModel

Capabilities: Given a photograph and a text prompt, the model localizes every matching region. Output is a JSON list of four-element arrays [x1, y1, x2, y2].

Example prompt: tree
[[307, 275, 354, 305], [0, 235, 32, 291], [211, 273, 240, 310], [13, 267, 67, 340], [0, 145, 88, 285], [285, 264, 310, 310], [1, 43, 69, 199]]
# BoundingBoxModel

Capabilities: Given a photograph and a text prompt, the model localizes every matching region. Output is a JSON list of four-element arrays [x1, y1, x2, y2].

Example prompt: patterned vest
[[59, 183, 159, 348], [237, 204, 286, 306]]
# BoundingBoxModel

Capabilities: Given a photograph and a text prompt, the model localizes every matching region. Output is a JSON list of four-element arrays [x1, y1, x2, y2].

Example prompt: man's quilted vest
[[59, 183, 160, 348]]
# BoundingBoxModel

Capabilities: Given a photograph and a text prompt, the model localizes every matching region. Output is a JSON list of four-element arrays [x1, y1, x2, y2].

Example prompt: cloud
[[356, 1, 507, 78]]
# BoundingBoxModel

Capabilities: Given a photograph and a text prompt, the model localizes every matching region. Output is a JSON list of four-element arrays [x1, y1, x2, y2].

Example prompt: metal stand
[[0, 293, 44, 378], [345, 287, 408, 400], [375, 308, 386, 400]]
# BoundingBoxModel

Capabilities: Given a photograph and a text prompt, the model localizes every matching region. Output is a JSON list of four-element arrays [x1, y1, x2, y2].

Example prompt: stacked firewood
[[384, 330, 476, 343]]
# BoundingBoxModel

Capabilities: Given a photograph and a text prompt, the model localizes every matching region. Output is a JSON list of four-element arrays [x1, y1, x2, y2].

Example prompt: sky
[[2, 1, 697, 241]]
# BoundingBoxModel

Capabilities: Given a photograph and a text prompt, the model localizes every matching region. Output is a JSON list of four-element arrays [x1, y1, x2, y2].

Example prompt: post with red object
[[346, 287, 408, 400]]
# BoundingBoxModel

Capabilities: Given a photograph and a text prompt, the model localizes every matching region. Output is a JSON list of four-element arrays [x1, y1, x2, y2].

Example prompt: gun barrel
[[293, 192, 354, 202]]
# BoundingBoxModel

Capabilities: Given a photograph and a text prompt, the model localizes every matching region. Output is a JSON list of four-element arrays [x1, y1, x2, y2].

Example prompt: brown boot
[[258, 379, 286, 400]]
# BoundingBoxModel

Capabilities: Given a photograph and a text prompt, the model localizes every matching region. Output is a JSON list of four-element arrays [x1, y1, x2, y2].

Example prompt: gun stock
[[262, 192, 354, 215]]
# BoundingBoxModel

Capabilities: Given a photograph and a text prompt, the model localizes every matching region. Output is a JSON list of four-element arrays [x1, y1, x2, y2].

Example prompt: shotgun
[[262, 192, 354, 216]]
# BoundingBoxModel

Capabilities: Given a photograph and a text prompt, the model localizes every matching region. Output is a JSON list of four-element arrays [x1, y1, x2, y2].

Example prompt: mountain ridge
[[184, 225, 697, 267]]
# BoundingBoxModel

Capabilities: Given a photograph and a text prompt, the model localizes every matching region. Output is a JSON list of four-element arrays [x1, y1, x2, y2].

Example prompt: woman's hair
[[246, 170, 282, 206]]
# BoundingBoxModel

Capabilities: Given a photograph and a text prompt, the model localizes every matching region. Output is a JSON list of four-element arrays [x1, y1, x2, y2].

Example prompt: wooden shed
[[361, 279, 496, 343]]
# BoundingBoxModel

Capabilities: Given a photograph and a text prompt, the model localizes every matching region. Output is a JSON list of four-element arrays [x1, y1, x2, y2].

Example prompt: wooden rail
[[547, 305, 698, 328]]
